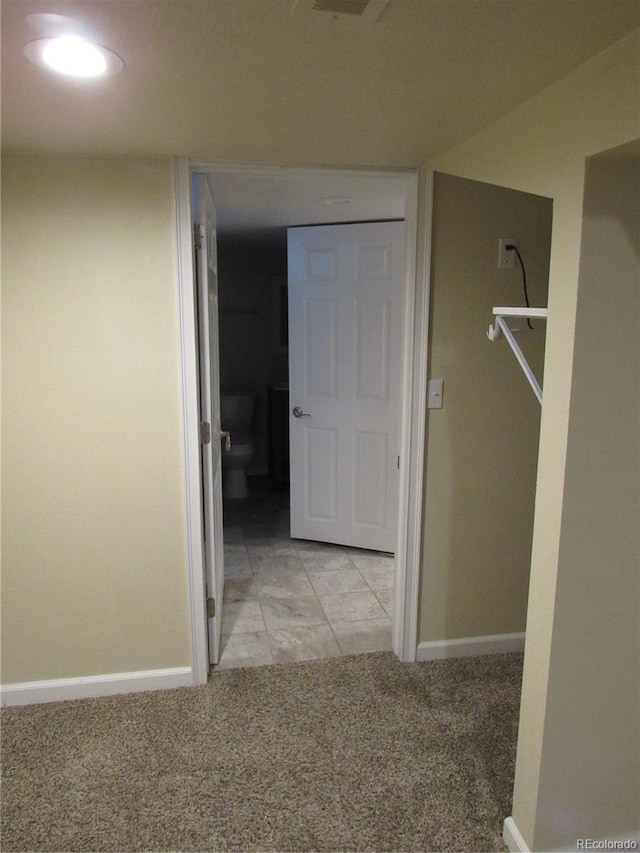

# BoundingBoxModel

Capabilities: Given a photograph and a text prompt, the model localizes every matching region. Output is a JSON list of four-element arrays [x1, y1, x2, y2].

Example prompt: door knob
[[292, 406, 311, 418], [220, 430, 231, 451]]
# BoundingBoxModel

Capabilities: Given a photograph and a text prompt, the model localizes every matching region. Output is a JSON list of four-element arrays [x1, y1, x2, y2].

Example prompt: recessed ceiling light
[[319, 196, 353, 205], [24, 36, 124, 79]]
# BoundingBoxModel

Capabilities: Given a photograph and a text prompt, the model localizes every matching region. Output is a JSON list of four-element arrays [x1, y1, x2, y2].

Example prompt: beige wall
[[1, 155, 191, 682], [420, 173, 551, 641], [431, 30, 640, 850], [533, 142, 639, 849]]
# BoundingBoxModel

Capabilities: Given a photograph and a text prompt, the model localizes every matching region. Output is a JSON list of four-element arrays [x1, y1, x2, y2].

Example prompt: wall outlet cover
[[498, 238, 517, 269]]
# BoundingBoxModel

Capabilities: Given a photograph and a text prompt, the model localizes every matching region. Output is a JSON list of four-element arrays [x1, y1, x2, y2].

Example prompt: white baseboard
[[504, 817, 530, 852], [1, 666, 193, 707], [416, 631, 525, 661]]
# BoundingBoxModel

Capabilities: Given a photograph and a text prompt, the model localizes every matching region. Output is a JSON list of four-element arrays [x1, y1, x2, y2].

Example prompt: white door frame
[[173, 159, 433, 683]]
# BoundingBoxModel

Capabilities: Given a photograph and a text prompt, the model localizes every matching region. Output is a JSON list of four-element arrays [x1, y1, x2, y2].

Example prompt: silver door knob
[[220, 430, 231, 451], [292, 406, 311, 418]]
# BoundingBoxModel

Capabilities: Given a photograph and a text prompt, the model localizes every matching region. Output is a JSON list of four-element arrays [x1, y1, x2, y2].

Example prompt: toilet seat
[[220, 392, 256, 500]]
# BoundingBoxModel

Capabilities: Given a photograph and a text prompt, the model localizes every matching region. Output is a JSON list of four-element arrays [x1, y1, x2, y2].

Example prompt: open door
[[288, 221, 405, 553], [193, 172, 225, 665]]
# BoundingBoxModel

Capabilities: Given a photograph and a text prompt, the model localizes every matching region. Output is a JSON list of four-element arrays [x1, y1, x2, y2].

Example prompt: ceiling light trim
[[24, 37, 124, 79]]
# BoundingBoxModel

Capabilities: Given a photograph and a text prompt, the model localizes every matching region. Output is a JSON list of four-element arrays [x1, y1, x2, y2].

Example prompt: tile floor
[[216, 481, 394, 670]]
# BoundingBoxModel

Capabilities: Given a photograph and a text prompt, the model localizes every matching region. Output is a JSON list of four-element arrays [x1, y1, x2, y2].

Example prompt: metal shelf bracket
[[487, 307, 548, 405]]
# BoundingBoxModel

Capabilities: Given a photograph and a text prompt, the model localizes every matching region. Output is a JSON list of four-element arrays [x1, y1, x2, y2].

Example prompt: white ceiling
[[2, 0, 638, 234], [205, 166, 412, 235]]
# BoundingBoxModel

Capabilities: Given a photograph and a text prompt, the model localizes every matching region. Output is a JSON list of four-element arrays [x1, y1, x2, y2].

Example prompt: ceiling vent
[[292, 0, 391, 25]]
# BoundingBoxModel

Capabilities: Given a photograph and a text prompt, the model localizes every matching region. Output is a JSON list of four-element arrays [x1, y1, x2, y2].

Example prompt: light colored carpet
[[1, 651, 522, 852]]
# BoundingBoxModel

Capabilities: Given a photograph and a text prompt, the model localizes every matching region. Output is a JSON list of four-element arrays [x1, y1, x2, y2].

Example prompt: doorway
[[206, 167, 418, 669], [177, 161, 430, 683]]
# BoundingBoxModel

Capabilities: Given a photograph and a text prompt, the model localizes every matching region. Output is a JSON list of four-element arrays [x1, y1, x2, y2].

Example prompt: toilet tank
[[220, 392, 256, 431]]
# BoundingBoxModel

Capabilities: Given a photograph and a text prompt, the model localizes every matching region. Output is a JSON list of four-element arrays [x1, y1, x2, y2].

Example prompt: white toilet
[[220, 392, 256, 499]]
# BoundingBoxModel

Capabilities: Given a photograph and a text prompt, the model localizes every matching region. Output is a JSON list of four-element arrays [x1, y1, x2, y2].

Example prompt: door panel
[[193, 172, 224, 666], [304, 299, 338, 397], [306, 246, 338, 280], [288, 221, 405, 552], [354, 431, 389, 527], [355, 298, 390, 400], [305, 427, 338, 521], [355, 242, 392, 280]]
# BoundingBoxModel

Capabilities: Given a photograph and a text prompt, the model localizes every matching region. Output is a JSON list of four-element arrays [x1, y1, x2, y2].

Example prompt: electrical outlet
[[498, 238, 517, 269]]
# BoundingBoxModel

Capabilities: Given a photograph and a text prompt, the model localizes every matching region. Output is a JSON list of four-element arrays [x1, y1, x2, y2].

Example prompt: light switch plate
[[427, 379, 444, 409]]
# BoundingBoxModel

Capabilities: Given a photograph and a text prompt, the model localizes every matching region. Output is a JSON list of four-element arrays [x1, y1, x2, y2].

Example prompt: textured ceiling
[[2, 0, 638, 167]]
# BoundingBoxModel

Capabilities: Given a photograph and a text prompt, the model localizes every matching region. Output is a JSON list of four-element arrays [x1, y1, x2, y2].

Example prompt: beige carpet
[[1, 651, 522, 852]]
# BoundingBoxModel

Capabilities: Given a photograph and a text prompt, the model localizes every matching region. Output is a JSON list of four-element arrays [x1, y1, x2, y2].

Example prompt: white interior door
[[288, 221, 405, 552], [193, 172, 224, 665]]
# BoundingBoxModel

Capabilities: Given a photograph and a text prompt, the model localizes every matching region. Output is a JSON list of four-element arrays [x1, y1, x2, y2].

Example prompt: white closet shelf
[[487, 307, 548, 405], [492, 306, 548, 319]]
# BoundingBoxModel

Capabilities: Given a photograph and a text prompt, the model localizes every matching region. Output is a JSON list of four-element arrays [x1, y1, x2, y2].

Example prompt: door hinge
[[207, 597, 216, 618], [194, 223, 205, 250], [200, 421, 211, 444]]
